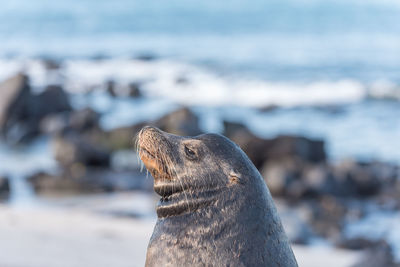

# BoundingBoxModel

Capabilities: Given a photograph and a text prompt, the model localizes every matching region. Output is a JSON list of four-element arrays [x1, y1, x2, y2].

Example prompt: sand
[[0, 193, 361, 267]]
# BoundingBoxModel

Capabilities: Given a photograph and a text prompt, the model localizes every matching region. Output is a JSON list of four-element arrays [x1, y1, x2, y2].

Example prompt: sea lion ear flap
[[229, 170, 243, 185]]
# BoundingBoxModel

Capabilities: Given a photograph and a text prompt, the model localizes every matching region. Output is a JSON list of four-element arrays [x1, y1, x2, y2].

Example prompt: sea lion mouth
[[139, 147, 156, 165], [139, 145, 172, 183], [138, 126, 178, 198]]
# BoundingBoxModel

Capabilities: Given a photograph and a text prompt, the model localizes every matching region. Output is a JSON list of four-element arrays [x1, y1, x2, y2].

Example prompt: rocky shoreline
[[1, 70, 400, 266]]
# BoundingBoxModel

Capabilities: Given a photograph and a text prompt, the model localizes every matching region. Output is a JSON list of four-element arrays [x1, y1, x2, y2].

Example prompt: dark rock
[[224, 122, 399, 201], [0, 73, 32, 142], [28, 172, 94, 195], [176, 76, 189, 84], [134, 53, 157, 61], [265, 135, 326, 163], [52, 134, 111, 167], [259, 105, 279, 112], [28, 169, 152, 195], [30, 85, 71, 117], [225, 121, 328, 200], [339, 238, 385, 250], [106, 80, 142, 98], [41, 108, 101, 135], [153, 107, 202, 136], [89, 54, 111, 61], [264, 158, 397, 200], [106, 80, 117, 97], [68, 108, 101, 133], [0, 176, 10, 201], [223, 121, 248, 139], [330, 160, 389, 197], [106, 122, 146, 151], [103, 108, 200, 151], [90, 108, 201, 151], [41, 58, 61, 70], [0, 74, 71, 143], [309, 196, 347, 241], [224, 121, 326, 170], [312, 105, 346, 115], [128, 82, 142, 98], [223, 122, 270, 169], [352, 240, 400, 267]]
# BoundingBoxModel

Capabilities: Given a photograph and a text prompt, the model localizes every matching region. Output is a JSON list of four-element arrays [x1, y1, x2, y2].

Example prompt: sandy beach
[[0, 193, 361, 267]]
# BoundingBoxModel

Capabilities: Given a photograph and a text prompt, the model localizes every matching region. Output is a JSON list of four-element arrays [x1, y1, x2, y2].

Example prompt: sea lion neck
[[156, 187, 223, 218]]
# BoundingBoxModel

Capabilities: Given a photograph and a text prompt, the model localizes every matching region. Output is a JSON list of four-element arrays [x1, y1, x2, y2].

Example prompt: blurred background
[[0, 0, 399, 266]]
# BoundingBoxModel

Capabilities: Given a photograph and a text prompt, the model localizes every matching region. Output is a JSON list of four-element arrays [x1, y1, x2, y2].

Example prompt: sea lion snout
[[138, 126, 172, 183], [138, 126, 163, 142]]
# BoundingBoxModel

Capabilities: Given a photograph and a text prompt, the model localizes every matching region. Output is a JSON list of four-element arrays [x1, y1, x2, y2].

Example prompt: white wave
[[63, 59, 368, 107], [368, 80, 400, 101], [1, 58, 398, 107]]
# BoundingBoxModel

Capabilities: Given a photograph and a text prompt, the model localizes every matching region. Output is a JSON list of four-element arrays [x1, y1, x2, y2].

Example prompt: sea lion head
[[137, 126, 257, 218], [140, 126, 298, 267]]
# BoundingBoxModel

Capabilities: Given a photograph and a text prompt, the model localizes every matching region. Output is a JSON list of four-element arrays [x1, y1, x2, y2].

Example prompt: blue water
[[1, 0, 400, 82], [0, 0, 399, 163]]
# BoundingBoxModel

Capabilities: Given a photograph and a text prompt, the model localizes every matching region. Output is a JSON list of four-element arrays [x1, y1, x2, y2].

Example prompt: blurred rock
[[308, 196, 348, 241], [352, 241, 400, 267], [106, 80, 142, 98], [103, 107, 201, 151], [329, 160, 398, 198], [41, 108, 101, 135], [106, 80, 117, 97], [264, 159, 399, 200], [128, 82, 142, 98], [30, 85, 71, 118], [224, 121, 326, 169], [134, 53, 157, 61], [111, 150, 141, 171], [0, 176, 10, 201], [28, 172, 95, 195], [90, 54, 111, 61], [28, 169, 152, 195], [0, 73, 32, 142], [41, 58, 61, 70], [175, 76, 189, 84], [154, 107, 202, 136], [105, 122, 146, 151], [339, 238, 384, 250], [0, 74, 71, 143], [52, 134, 111, 168], [223, 121, 269, 169], [259, 105, 279, 112], [68, 108, 101, 133]]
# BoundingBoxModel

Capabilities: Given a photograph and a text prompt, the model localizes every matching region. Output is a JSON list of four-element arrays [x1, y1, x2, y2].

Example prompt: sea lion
[[138, 126, 298, 267]]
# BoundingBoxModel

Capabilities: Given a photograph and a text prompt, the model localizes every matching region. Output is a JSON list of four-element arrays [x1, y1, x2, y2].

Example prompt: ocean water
[[1, 0, 400, 82], [0, 0, 399, 164]]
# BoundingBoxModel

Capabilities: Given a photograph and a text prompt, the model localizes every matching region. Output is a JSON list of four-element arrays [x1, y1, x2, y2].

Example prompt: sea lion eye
[[184, 146, 197, 159]]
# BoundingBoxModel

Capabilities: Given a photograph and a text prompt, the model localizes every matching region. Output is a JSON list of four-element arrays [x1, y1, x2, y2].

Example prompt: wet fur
[[138, 126, 298, 267]]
